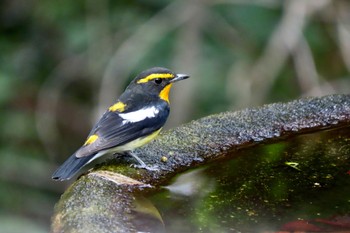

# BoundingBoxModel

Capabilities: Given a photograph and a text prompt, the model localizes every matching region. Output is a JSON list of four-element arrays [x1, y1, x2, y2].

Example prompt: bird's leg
[[122, 151, 159, 171]]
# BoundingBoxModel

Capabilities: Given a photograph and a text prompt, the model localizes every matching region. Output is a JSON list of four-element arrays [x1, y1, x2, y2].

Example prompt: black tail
[[52, 153, 95, 181]]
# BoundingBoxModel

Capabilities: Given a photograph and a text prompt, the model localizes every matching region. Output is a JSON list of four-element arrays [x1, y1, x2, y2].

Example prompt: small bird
[[52, 67, 189, 180]]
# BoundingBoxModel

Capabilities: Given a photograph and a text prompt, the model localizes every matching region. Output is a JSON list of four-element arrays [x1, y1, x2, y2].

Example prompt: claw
[[123, 151, 159, 171], [130, 163, 159, 171]]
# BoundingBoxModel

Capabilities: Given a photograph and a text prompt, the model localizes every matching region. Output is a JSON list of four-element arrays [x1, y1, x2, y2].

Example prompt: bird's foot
[[130, 163, 159, 171], [124, 151, 159, 171]]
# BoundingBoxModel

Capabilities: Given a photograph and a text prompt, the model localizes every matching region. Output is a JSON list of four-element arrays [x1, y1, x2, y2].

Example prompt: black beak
[[170, 73, 190, 83]]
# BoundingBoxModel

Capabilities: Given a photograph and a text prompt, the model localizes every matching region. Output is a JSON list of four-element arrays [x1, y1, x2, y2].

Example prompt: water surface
[[147, 126, 350, 232]]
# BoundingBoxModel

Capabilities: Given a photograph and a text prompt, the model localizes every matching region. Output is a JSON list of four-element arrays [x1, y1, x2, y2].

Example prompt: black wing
[[75, 105, 169, 158]]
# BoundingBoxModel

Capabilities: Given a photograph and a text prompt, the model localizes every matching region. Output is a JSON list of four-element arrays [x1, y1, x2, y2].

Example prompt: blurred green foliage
[[0, 0, 349, 231]]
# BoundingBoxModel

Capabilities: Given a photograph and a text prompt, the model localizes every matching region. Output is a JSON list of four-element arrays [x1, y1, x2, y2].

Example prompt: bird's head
[[130, 67, 190, 103]]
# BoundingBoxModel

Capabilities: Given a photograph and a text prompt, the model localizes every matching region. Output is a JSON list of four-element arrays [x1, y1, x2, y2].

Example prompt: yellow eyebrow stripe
[[84, 134, 99, 146], [109, 101, 126, 112], [137, 73, 174, 84]]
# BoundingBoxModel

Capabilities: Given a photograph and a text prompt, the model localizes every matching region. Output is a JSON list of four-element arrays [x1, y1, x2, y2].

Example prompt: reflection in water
[[145, 126, 350, 232], [131, 195, 165, 233], [164, 168, 215, 197]]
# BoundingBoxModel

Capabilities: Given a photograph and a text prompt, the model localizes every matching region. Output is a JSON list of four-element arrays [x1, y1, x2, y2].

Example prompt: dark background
[[0, 0, 349, 232]]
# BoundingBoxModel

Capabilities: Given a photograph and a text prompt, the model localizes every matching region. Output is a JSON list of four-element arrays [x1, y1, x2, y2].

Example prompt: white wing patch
[[119, 106, 159, 124]]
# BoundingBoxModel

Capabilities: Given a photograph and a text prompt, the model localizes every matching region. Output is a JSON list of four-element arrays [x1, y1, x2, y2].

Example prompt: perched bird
[[52, 67, 189, 180]]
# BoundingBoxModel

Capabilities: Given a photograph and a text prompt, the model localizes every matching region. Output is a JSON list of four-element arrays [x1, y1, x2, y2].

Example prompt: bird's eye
[[154, 78, 163, 84]]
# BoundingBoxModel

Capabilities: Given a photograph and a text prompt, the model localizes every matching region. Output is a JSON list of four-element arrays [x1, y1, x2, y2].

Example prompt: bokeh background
[[1, 0, 349, 232]]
